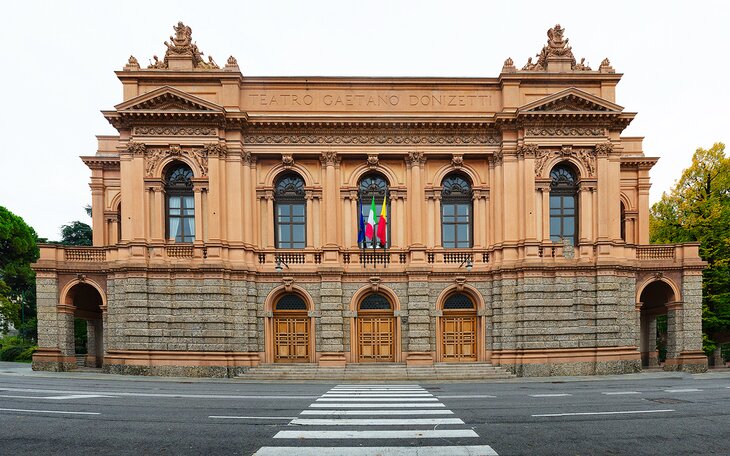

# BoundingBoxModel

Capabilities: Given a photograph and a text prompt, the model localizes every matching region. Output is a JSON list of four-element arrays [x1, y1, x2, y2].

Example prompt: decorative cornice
[[81, 157, 121, 170]]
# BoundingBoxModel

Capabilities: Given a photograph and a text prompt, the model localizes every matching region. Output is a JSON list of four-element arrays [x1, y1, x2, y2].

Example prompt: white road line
[[273, 429, 479, 439], [0, 387, 316, 400], [322, 393, 433, 397], [299, 409, 454, 415], [0, 394, 112, 400], [290, 417, 464, 426], [664, 388, 702, 393], [253, 446, 499, 455], [330, 388, 426, 391], [209, 415, 295, 420], [529, 394, 572, 397], [0, 407, 100, 416], [309, 403, 445, 408], [532, 409, 675, 417], [331, 385, 419, 388], [602, 392, 640, 395], [436, 395, 497, 398], [316, 397, 438, 402]]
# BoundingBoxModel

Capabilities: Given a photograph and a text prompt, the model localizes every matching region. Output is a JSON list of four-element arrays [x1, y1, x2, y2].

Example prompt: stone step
[[239, 362, 515, 380]]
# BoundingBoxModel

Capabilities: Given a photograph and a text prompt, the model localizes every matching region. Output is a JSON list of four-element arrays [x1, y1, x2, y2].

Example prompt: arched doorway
[[638, 280, 677, 368], [272, 293, 312, 363], [356, 293, 396, 362], [64, 282, 104, 368], [439, 293, 478, 362]]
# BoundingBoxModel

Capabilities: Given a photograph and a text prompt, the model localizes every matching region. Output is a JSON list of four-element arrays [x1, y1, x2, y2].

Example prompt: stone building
[[32, 23, 708, 378]]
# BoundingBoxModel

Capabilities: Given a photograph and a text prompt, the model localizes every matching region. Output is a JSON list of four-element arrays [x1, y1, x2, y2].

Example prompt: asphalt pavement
[[1, 362, 729, 455]]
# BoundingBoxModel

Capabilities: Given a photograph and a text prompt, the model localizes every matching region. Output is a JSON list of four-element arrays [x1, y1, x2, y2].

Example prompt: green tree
[[0, 206, 40, 334], [650, 143, 730, 354], [60, 221, 92, 246]]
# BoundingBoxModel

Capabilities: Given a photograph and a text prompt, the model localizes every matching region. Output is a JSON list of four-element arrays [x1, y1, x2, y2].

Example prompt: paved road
[[1, 363, 729, 455]]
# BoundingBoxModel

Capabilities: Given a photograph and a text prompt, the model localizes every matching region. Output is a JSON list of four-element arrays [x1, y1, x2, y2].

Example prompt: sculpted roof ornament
[[142, 21, 222, 71], [520, 24, 597, 73]]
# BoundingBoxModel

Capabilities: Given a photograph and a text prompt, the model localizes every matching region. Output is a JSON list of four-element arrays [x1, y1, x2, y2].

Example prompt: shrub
[[1, 345, 27, 361], [17, 345, 37, 361]]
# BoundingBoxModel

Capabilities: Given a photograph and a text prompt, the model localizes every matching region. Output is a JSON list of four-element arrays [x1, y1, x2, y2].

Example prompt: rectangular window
[[276, 203, 305, 248]]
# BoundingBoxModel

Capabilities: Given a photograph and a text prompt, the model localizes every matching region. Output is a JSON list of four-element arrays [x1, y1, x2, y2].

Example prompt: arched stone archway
[[61, 281, 105, 368], [350, 288, 401, 363], [637, 279, 677, 369], [263, 285, 315, 364]]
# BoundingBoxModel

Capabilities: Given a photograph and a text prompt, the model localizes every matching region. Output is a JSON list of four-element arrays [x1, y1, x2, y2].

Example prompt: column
[[342, 191, 352, 248], [426, 192, 435, 248], [305, 191, 314, 248], [665, 303, 683, 364], [647, 316, 658, 367], [242, 153, 255, 246], [265, 191, 275, 248], [406, 152, 426, 247], [579, 186, 593, 243], [193, 187, 204, 243], [151, 186, 164, 242], [320, 152, 341, 248], [90, 181, 104, 246], [351, 191, 359, 248], [396, 193, 406, 248]]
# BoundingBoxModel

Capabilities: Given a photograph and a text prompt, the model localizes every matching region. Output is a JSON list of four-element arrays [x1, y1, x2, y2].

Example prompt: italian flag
[[364, 196, 376, 241], [376, 195, 387, 247]]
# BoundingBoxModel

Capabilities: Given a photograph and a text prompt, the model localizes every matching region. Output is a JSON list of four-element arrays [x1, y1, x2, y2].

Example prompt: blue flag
[[357, 203, 366, 244]]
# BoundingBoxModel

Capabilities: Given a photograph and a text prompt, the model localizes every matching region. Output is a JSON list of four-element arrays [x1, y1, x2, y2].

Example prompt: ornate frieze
[[243, 132, 500, 146], [526, 127, 605, 136], [134, 126, 216, 136]]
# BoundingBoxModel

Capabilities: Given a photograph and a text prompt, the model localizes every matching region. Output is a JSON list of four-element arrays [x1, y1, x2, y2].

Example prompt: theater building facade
[[32, 23, 708, 377]]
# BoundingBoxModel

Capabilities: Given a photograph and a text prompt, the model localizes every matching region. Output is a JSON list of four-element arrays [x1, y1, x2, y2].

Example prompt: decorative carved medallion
[[282, 153, 294, 168], [320, 152, 341, 166], [451, 154, 464, 168]]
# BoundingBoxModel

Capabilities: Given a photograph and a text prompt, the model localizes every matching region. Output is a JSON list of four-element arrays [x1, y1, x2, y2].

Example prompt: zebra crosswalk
[[252, 384, 498, 456]]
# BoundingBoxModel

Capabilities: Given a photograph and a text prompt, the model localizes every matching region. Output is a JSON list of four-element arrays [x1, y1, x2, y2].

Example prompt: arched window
[[359, 174, 390, 248], [165, 163, 195, 243], [549, 164, 578, 246], [441, 174, 473, 248], [443, 293, 475, 310], [359, 293, 392, 310], [620, 201, 627, 242], [274, 173, 306, 249]]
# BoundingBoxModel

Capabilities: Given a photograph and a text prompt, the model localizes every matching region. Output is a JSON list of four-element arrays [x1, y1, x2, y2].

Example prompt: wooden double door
[[273, 315, 310, 363], [357, 315, 395, 362], [440, 314, 478, 362]]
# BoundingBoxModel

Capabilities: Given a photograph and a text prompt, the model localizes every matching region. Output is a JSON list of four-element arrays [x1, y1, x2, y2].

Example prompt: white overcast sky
[[0, 0, 728, 240]]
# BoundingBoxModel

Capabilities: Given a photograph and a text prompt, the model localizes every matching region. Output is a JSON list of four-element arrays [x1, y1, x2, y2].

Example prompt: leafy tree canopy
[[60, 221, 92, 246], [650, 143, 730, 353], [0, 206, 39, 292]]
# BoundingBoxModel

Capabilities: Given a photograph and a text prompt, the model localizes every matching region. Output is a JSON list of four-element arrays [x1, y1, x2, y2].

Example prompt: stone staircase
[[238, 362, 515, 381]]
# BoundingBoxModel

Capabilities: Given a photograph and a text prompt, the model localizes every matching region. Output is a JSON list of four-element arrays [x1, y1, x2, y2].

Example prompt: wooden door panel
[[357, 316, 395, 362], [274, 316, 310, 363], [441, 315, 477, 362]]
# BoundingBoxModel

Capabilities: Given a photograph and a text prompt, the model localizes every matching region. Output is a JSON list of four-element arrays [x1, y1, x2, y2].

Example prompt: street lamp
[[275, 256, 290, 273], [458, 257, 473, 272]]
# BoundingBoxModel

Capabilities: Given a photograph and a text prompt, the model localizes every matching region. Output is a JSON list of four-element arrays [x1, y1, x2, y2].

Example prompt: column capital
[[320, 151, 341, 167]]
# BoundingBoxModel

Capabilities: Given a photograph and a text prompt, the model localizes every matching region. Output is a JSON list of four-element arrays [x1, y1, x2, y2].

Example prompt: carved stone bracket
[[367, 154, 379, 169], [451, 154, 464, 168], [282, 276, 294, 292], [369, 276, 381, 293], [454, 275, 467, 291], [282, 153, 294, 168]]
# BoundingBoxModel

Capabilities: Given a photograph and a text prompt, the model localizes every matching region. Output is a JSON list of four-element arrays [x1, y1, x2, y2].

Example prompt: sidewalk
[[2, 361, 729, 384]]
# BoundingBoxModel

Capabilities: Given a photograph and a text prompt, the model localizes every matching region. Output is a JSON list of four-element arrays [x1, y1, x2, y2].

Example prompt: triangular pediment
[[519, 88, 624, 113], [115, 86, 223, 112]]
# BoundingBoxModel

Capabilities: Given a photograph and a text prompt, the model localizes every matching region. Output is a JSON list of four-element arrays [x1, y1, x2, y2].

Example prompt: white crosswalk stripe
[[252, 383, 499, 456]]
